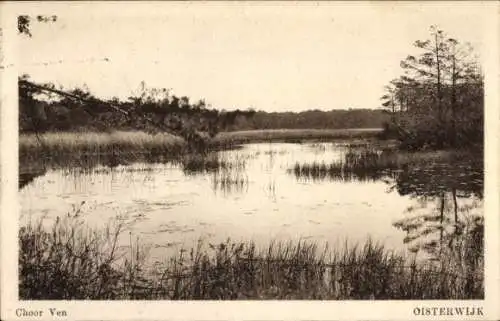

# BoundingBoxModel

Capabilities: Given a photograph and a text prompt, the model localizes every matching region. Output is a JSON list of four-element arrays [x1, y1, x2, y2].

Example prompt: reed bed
[[20, 131, 185, 153], [19, 213, 483, 300], [290, 148, 457, 182], [19, 131, 185, 169], [181, 154, 229, 174]]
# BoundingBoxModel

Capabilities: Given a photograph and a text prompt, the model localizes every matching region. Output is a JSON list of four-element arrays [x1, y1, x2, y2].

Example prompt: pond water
[[20, 142, 483, 265]]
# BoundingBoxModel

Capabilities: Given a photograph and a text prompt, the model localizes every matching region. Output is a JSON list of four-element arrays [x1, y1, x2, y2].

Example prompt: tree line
[[19, 78, 388, 135], [380, 26, 483, 150], [222, 109, 388, 131]]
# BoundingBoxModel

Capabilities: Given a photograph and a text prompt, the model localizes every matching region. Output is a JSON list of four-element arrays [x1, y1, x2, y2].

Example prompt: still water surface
[[20, 142, 483, 264]]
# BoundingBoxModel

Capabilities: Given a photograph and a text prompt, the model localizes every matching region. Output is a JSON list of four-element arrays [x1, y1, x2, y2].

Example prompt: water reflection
[[392, 160, 483, 198], [210, 170, 249, 195], [391, 161, 483, 260], [20, 142, 483, 263], [289, 147, 484, 259], [19, 151, 176, 190]]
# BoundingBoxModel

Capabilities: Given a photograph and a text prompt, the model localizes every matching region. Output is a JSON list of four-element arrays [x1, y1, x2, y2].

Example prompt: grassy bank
[[212, 128, 383, 147], [19, 214, 483, 300], [20, 129, 382, 155], [20, 129, 380, 157]]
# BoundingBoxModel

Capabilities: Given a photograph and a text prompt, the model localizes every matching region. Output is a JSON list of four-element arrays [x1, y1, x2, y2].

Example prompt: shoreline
[[19, 128, 384, 168], [19, 128, 384, 150]]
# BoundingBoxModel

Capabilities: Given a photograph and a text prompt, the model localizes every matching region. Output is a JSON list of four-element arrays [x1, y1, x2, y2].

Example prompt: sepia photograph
[[1, 1, 499, 320]]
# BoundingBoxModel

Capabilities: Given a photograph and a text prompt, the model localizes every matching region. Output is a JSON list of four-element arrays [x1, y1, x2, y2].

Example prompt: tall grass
[[20, 131, 185, 154], [19, 214, 131, 299], [20, 131, 185, 170], [19, 213, 483, 300]]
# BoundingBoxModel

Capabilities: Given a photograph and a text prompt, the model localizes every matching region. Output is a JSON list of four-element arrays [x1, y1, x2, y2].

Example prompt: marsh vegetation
[[18, 22, 484, 300]]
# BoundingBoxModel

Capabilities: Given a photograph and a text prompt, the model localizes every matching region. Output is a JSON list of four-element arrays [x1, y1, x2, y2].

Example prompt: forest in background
[[18, 79, 389, 135]]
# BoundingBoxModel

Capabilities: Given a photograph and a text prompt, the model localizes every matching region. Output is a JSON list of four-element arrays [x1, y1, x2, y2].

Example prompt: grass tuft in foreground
[[19, 212, 483, 300]]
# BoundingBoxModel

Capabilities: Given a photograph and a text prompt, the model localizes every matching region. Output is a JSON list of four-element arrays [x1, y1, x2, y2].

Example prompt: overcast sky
[[17, 2, 489, 112]]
